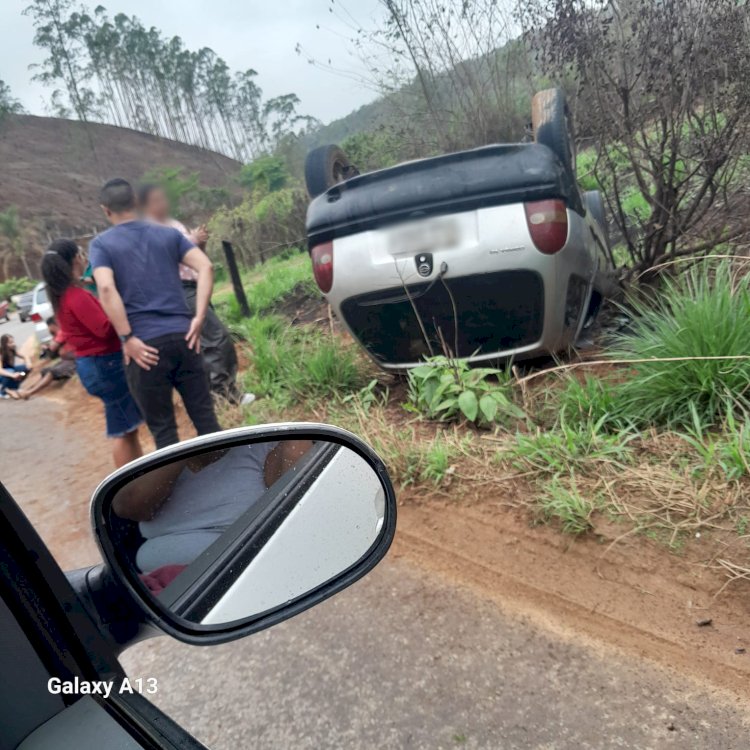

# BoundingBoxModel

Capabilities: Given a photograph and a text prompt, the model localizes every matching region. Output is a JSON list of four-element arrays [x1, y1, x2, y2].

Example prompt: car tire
[[305, 145, 356, 198], [532, 88, 576, 180], [584, 189, 611, 250]]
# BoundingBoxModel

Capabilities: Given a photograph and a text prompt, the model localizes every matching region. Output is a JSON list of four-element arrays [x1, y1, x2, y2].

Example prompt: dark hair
[[41, 239, 79, 312], [100, 178, 136, 213], [46, 316, 57, 327], [137, 182, 161, 208], [0, 334, 14, 368]]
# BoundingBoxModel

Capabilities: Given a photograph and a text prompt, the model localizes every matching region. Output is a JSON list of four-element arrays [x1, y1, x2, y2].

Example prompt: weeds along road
[[2, 394, 749, 749]]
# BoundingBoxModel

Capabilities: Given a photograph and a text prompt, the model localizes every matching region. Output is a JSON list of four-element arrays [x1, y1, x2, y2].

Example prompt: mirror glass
[[103, 438, 387, 627]]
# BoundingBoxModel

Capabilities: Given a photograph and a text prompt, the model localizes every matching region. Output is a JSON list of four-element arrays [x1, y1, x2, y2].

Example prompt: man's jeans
[[125, 333, 220, 449]]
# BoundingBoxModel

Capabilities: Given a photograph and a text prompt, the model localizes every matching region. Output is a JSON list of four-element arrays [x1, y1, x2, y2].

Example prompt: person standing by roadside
[[137, 184, 254, 406], [40, 240, 143, 467], [90, 178, 221, 449]]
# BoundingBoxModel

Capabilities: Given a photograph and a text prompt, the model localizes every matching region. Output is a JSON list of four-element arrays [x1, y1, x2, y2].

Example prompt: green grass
[[237, 314, 368, 406], [538, 476, 599, 535], [506, 418, 635, 475], [555, 375, 624, 430], [609, 262, 750, 429], [213, 252, 317, 324], [679, 407, 750, 482]]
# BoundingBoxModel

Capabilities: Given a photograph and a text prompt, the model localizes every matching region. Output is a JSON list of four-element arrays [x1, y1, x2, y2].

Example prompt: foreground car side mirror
[[90, 423, 397, 645]]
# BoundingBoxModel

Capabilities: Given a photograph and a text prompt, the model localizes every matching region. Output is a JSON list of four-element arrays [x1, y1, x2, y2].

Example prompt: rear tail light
[[31, 313, 43, 323], [524, 200, 569, 255], [311, 241, 334, 293]]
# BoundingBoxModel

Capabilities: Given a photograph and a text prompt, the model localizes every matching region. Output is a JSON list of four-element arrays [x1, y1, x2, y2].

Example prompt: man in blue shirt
[[90, 178, 220, 448]]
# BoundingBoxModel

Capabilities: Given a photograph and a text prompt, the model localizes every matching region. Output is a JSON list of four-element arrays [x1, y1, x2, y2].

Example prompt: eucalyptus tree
[[0, 80, 25, 119], [24, 2, 312, 159]]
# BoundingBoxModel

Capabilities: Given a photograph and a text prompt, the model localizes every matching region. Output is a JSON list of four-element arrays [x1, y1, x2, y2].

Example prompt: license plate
[[387, 217, 460, 256]]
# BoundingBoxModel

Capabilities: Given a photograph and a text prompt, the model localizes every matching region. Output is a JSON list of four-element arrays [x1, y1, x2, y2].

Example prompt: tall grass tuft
[[239, 314, 368, 404], [609, 262, 750, 429]]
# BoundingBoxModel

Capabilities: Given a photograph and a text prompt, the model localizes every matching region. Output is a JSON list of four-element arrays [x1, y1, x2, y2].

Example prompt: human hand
[[12, 372, 24, 381], [124, 337, 160, 370], [185, 316, 204, 352], [194, 225, 209, 245]]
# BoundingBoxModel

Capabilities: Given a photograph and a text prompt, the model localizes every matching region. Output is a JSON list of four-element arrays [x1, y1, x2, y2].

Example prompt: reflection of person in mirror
[[113, 441, 311, 573]]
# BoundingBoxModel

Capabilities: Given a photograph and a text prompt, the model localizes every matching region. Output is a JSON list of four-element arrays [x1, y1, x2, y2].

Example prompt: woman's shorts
[[76, 352, 143, 438]]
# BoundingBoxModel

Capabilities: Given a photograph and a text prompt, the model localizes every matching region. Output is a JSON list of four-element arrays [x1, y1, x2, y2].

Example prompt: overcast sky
[[0, 0, 384, 124]]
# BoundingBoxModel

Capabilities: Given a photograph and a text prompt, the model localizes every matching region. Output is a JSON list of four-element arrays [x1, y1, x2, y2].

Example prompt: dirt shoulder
[[394, 493, 750, 700]]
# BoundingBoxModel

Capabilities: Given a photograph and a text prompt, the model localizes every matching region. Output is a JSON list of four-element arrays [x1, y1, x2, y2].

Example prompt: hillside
[[0, 115, 241, 278]]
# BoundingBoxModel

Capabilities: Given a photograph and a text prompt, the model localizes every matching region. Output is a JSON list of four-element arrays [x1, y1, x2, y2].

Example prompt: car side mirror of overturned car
[[89, 423, 397, 645]]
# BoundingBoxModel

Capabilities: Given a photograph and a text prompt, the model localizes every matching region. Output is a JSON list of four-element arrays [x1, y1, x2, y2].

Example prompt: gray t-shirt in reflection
[[137, 443, 276, 572]]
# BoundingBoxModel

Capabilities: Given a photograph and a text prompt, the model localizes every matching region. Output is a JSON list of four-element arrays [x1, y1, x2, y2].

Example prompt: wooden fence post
[[222, 240, 251, 318]]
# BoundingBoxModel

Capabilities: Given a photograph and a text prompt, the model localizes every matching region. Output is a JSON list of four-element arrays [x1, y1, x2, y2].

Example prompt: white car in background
[[29, 282, 53, 343]]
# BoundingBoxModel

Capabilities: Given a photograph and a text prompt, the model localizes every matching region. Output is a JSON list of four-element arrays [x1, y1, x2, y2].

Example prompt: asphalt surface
[[121, 558, 750, 750]]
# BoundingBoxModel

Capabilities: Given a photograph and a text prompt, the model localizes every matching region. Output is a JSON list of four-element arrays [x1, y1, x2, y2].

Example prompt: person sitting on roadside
[[90, 178, 221, 449], [41, 239, 144, 468], [18, 317, 77, 400], [137, 183, 254, 407], [0, 334, 30, 399]]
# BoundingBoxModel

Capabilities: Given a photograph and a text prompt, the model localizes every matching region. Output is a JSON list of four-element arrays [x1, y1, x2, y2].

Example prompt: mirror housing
[[90, 423, 397, 646]]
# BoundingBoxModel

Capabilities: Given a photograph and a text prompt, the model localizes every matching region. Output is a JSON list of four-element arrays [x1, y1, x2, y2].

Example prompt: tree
[[0, 80, 25, 120], [23, 3, 314, 161], [520, 0, 750, 275], [321, 0, 534, 155], [0, 207, 33, 279], [239, 156, 290, 193]]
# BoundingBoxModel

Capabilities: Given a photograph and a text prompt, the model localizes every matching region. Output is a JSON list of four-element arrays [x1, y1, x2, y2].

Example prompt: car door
[[0, 423, 397, 749], [0, 480, 208, 750]]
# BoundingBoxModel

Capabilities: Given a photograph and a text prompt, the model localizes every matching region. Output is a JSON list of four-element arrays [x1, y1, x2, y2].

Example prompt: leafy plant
[[406, 357, 523, 428]]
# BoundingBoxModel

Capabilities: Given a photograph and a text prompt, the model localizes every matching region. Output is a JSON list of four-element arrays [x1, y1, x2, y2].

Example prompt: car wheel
[[584, 190, 611, 250], [532, 88, 576, 180], [305, 145, 357, 198]]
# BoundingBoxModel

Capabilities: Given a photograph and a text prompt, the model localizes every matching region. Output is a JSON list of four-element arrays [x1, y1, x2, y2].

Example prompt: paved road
[[2, 386, 749, 749], [122, 557, 750, 750]]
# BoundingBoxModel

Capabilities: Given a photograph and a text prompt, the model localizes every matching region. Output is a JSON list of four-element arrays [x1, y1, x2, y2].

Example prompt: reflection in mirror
[[105, 438, 387, 627]]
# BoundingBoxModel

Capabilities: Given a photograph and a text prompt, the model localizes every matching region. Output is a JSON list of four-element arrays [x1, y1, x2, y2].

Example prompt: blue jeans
[[0, 364, 28, 392], [76, 352, 143, 438]]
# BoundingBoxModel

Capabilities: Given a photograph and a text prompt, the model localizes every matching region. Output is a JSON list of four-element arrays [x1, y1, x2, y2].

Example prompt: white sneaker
[[240, 393, 256, 406]]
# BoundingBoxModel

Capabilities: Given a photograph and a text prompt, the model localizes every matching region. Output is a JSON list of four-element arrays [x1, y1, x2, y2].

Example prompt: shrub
[[0, 276, 35, 301], [609, 262, 750, 429]]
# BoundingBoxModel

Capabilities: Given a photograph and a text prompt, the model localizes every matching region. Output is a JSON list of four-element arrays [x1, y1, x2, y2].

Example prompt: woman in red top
[[41, 239, 143, 467]]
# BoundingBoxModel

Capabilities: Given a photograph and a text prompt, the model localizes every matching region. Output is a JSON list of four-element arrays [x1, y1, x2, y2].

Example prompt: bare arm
[[180, 247, 214, 351], [112, 460, 189, 522], [264, 440, 314, 487], [93, 267, 159, 370]]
